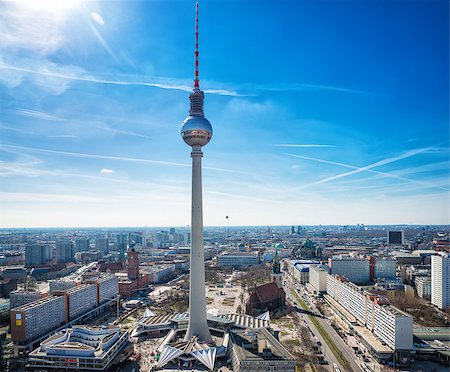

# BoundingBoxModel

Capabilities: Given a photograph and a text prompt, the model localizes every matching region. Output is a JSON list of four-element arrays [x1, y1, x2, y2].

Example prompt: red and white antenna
[[194, 1, 200, 90], [188, 1, 204, 116]]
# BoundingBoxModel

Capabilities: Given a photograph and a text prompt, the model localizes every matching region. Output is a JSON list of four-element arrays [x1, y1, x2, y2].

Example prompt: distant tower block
[[387, 230, 404, 245], [180, 1, 212, 344]]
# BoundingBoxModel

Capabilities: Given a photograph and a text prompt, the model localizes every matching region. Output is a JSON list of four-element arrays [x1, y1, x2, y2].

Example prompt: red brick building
[[245, 282, 286, 317], [116, 249, 149, 297]]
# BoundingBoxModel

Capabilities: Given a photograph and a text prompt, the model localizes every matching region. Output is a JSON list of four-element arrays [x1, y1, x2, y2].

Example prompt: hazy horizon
[[1, 223, 449, 232]]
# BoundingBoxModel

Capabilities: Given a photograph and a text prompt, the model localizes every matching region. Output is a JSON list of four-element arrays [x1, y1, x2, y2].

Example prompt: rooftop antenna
[[189, 1, 205, 116], [194, 1, 200, 90]]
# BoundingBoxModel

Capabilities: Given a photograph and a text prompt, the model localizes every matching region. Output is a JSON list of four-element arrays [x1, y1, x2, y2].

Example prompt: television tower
[[181, 1, 213, 343]]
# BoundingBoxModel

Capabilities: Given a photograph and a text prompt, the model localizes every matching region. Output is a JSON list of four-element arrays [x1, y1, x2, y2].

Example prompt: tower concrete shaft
[[185, 145, 212, 343]]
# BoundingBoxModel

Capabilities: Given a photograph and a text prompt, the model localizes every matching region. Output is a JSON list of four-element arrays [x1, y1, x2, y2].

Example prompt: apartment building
[[74, 238, 90, 253], [327, 275, 413, 351], [431, 254, 450, 309], [49, 280, 76, 294], [55, 241, 74, 263], [308, 264, 329, 292], [66, 284, 97, 320], [95, 238, 109, 255], [373, 257, 397, 281], [97, 275, 119, 304], [217, 252, 260, 267], [328, 256, 370, 284], [415, 276, 431, 300], [10, 296, 67, 343], [10, 290, 44, 309], [10, 275, 119, 349]]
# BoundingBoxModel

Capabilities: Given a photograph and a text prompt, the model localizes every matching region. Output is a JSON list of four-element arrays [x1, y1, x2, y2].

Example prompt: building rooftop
[[31, 325, 125, 360], [353, 325, 392, 354], [252, 282, 285, 303], [331, 255, 368, 261], [65, 283, 94, 294], [13, 295, 61, 312], [413, 327, 450, 342], [311, 264, 329, 272], [295, 264, 311, 272], [10, 290, 40, 295], [230, 327, 295, 362], [220, 252, 258, 257], [391, 251, 420, 258], [217, 312, 270, 329], [380, 304, 412, 318], [135, 311, 269, 330]]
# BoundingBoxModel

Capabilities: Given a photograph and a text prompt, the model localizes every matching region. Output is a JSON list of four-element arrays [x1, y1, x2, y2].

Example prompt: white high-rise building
[[431, 254, 450, 309], [415, 276, 431, 300], [327, 275, 413, 351], [328, 256, 370, 284], [309, 265, 329, 292]]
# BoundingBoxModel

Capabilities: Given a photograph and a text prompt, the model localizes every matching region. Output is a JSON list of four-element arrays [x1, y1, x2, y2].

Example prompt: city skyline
[[1, 0, 449, 228]]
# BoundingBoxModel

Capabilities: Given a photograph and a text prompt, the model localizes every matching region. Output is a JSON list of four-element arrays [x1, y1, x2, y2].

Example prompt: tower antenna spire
[[188, 1, 205, 116], [194, 1, 200, 90]]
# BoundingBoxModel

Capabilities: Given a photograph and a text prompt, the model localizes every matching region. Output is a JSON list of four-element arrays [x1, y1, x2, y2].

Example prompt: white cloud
[[100, 168, 114, 174], [0, 58, 88, 95], [259, 83, 368, 95], [291, 146, 444, 190], [0, 144, 239, 173], [0, 60, 241, 96], [275, 144, 336, 148], [16, 108, 63, 121], [0, 2, 66, 54]]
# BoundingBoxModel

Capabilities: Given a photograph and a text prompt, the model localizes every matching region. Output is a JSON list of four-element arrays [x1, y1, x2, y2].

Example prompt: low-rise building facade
[[217, 252, 260, 268]]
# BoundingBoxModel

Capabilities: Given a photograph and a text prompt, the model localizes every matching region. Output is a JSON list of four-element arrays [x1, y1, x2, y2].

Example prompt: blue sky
[[0, 0, 448, 227]]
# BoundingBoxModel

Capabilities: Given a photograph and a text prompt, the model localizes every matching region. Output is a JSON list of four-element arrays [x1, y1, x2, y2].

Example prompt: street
[[283, 271, 363, 372]]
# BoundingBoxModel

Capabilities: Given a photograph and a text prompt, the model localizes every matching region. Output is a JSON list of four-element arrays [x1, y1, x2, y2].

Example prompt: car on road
[[333, 363, 341, 372]]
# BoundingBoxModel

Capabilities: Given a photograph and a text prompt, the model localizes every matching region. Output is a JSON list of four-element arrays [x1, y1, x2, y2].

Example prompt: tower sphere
[[181, 115, 213, 147]]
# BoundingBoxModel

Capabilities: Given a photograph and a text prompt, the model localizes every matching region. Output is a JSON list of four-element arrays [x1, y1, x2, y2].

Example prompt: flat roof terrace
[[12, 295, 61, 311], [231, 328, 295, 362], [353, 325, 392, 354], [414, 327, 450, 342]]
